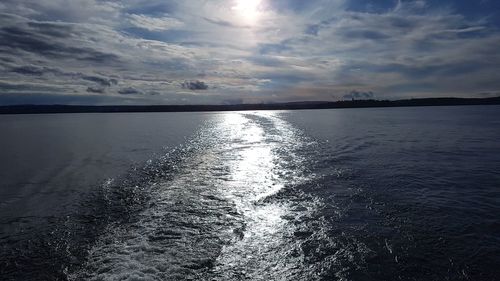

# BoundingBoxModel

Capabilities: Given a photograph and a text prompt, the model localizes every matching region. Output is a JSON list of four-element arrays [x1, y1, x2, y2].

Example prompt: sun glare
[[232, 0, 262, 24]]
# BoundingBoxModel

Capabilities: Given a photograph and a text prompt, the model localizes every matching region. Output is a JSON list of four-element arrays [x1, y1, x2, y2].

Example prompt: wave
[[65, 112, 319, 280]]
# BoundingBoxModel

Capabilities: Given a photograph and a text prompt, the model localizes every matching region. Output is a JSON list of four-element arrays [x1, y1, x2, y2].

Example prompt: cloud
[[82, 75, 118, 87], [181, 80, 208, 90], [0, 18, 121, 63], [340, 29, 390, 40], [477, 92, 500, 98], [1, 0, 500, 105], [118, 87, 143, 95], [86, 86, 106, 94], [305, 24, 321, 36], [127, 14, 183, 31], [343, 90, 375, 100], [0, 81, 63, 92], [0, 0, 122, 23], [203, 17, 247, 28], [10, 65, 48, 75], [124, 1, 178, 17], [265, 0, 344, 14]]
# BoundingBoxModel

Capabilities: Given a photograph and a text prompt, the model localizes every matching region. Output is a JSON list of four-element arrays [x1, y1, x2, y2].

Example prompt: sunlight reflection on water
[[209, 111, 311, 280], [6, 107, 499, 281], [70, 111, 317, 281]]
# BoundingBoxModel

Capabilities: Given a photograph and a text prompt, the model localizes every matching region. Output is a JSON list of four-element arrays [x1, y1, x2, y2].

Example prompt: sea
[[0, 105, 499, 281]]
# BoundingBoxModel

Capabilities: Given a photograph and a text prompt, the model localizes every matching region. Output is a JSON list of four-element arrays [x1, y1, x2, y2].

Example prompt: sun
[[232, 0, 262, 24]]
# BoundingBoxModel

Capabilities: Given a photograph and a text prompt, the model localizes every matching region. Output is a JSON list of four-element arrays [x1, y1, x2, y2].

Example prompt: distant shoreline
[[1, 96, 499, 114]]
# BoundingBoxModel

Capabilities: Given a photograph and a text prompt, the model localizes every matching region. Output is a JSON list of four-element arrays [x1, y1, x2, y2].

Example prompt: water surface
[[1, 106, 499, 280]]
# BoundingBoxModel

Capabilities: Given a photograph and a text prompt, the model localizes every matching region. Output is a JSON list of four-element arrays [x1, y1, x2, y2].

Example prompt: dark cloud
[[82, 75, 118, 87], [7, 63, 58, 75], [86, 87, 106, 94], [11, 65, 48, 75], [9, 64, 121, 90], [26, 22, 75, 38], [203, 17, 247, 28], [181, 80, 208, 90], [0, 17, 121, 64], [2, 1, 500, 104], [0, 56, 15, 63], [0, 81, 62, 92], [343, 90, 375, 100], [0, 92, 145, 105], [118, 87, 143, 95]]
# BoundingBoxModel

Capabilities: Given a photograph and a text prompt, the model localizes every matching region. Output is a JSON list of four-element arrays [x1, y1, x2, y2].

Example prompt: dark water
[[0, 106, 499, 280]]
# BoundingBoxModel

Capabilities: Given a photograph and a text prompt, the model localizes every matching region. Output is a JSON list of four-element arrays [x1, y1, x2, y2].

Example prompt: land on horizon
[[1, 96, 499, 114]]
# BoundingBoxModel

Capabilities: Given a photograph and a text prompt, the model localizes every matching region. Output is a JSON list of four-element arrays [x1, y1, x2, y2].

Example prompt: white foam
[[71, 111, 316, 280]]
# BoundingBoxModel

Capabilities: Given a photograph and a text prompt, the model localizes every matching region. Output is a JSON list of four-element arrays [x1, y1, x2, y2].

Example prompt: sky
[[1, 0, 500, 105]]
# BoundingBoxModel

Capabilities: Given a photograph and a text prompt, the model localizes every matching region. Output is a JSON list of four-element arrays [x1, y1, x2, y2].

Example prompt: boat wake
[[70, 112, 319, 280]]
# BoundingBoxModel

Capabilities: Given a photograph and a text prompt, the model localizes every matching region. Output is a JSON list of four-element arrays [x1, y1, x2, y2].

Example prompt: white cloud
[[1, 0, 500, 104], [127, 14, 183, 31]]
